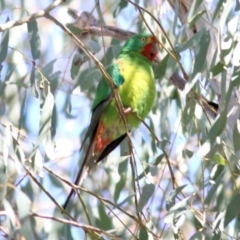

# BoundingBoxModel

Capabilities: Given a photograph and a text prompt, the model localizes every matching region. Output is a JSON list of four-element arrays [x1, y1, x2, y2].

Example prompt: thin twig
[[31, 213, 121, 240]]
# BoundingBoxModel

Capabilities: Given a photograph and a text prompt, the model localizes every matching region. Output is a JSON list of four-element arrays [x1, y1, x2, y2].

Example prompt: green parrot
[[63, 33, 158, 209]]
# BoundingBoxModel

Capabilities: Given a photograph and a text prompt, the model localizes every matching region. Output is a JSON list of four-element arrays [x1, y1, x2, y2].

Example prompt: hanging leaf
[[30, 90, 54, 161], [191, 29, 210, 79], [204, 169, 225, 207], [233, 120, 240, 151], [224, 193, 240, 227], [0, 17, 9, 65], [212, 211, 225, 240], [137, 154, 164, 181], [166, 185, 187, 211], [66, 23, 82, 35], [96, 202, 113, 230], [27, 19, 41, 60], [113, 0, 128, 17], [139, 227, 148, 240], [211, 153, 225, 165], [165, 197, 189, 234], [187, 0, 203, 25], [30, 65, 39, 98], [70, 53, 81, 80], [137, 183, 155, 212]]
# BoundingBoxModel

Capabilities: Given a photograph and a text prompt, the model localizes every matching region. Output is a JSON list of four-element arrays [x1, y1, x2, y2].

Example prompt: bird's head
[[121, 33, 158, 62]]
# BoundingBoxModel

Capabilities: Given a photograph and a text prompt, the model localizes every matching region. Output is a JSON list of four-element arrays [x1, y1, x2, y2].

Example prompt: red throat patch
[[141, 42, 158, 62]]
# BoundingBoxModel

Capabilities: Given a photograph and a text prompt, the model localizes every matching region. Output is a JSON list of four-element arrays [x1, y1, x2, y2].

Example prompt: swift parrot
[[63, 33, 158, 209]]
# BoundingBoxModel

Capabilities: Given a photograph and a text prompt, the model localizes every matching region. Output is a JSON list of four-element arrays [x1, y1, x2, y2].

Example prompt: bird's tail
[[62, 139, 97, 210]]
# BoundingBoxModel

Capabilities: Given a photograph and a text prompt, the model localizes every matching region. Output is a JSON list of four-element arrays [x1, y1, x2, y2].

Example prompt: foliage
[[0, 0, 240, 239]]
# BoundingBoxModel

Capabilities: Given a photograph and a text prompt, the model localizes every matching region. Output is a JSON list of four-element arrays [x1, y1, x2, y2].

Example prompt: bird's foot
[[123, 107, 134, 115]]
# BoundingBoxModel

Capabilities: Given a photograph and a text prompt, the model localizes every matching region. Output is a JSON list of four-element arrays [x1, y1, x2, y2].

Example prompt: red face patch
[[141, 39, 158, 62]]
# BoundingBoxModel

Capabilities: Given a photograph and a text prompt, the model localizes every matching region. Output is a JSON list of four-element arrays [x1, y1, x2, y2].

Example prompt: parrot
[[63, 33, 158, 210]]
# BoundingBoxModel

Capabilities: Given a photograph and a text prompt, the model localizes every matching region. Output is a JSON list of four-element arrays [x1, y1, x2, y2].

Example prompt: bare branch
[[0, 0, 65, 32]]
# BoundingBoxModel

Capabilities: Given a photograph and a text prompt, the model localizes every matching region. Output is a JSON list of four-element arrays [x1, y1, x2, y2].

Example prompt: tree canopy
[[1, 0, 240, 239]]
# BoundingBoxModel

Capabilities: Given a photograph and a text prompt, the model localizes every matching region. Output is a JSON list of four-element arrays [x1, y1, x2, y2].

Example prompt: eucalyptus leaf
[[224, 193, 240, 227], [27, 19, 41, 59], [0, 17, 9, 64], [137, 183, 155, 212], [70, 53, 81, 80], [166, 185, 187, 211], [66, 23, 82, 35], [30, 91, 54, 160]]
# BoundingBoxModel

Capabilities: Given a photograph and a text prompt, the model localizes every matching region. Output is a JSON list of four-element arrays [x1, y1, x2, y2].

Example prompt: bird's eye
[[140, 37, 146, 42]]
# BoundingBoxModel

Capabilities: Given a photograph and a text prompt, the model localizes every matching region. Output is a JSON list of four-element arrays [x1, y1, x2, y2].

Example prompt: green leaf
[[137, 183, 155, 212], [166, 185, 187, 211], [2, 199, 16, 226], [15, 190, 31, 219], [33, 149, 43, 177], [204, 168, 225, 207], [114, 175, 126, 203], [213, 0, 225, 21], [210, 62, 225, 77], [113, 0, 128, 17], [164, 197, 189, 233], [2, 124, 11, 168], [154, 54, 169, 79], [88, 40, 101, 53], [41, 59, 57, 77], [219, 0, 233, 33], [27, 19, 41, 59], [111, 44, 122, 58], [208, 110, 227, 144], [233, 120, 240, 151], [191, 29, 210, 79], [213, 211, 225, 240], [184, 149, 194, 158], [12, 134, 25, 164], [187, 0, 203, 24], [30, 65, 39, 98], [115, 194, 135, 208], [30, 91, 54, 160], [188, 10, 206, 28], [79, 68, 102, 92], [156, 139, 171, 150], [224, 193, 240, 227], [97, 202, 113, 230], [139, 227, 148, 240], [236, 0, 240, 11], [49, 173, 63, 189], [211, 153, 225, 165], [172, 0, 179, 36], [209, 164, 225, 182], [114, 158, 128, 202], [70, 53, 81, 80], [136, 154, 164, 181], [4, 63, 15, 81], [0, 17, 9, 64], [66, 23, 82, 35], [176, 29, 203, 53]]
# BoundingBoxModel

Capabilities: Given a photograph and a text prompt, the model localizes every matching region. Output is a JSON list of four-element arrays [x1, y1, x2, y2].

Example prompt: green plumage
[[100, 51, 156, 129]]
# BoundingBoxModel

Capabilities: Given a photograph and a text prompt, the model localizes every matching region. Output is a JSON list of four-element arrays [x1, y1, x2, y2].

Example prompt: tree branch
[[0, 0, 65, 32]]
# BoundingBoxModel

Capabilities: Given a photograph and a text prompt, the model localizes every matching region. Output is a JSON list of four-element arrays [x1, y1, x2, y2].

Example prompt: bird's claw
[[123, 107, 134, 114]]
